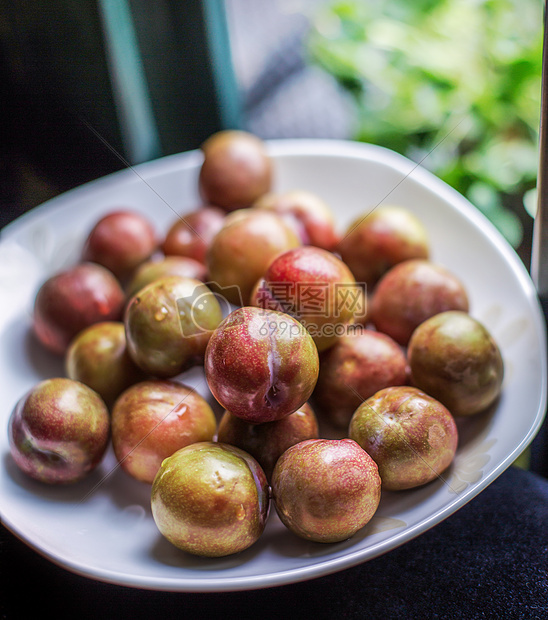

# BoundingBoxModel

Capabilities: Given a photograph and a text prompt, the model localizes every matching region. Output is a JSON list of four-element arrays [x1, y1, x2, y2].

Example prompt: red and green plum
[[338, 205, 429, 289], [205, 307, 319, 424], [14, 127, 511, 554], [111, 380, 217, 484], [33, 262, 125, 355], [8, 377, 110, 484], [370, 259, 469, 345], [254, 190, 340, 251], [271, 438, 381, 543], [216, 402, 319, 480], [408, 311, 504, 417], [199, 130, 272, 211], [314, 329, 409, 428], [65, 321, 145, 406], [349, 386, 458, 491], [161, 206, 225, 264], [126, 255, 207, 299], [251, 246, 362, 352], [82, 210, 158, 280], [124, 275, 223, 377], [206, 209, 300, 305], [151, 441, 270, 557]]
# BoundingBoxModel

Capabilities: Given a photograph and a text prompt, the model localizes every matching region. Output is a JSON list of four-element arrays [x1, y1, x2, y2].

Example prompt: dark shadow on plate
[[455, 400, 498, 449], [377, 476, 452, 515], [3, 449, 113, 504], [74, 447, 153, 511], [3, 431, 151, 510], [1, 316, 63, 380], [265, 521, 359, 560], [265, 470, 464, 561], [22, 322, 65, 378]]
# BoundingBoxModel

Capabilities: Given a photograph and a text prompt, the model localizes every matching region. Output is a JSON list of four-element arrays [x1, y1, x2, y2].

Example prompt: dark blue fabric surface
[[2, 465, 547, 619]]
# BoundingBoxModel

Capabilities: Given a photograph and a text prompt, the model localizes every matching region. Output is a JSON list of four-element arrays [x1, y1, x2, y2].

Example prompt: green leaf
[[307, 0, 542, 249]]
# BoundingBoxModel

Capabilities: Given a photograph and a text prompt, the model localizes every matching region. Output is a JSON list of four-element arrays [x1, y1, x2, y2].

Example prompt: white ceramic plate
[[0, 140, 546, 592]]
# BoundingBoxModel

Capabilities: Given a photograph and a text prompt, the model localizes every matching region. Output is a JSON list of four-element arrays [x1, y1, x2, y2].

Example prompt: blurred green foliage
[[308, 0, 543, 247]]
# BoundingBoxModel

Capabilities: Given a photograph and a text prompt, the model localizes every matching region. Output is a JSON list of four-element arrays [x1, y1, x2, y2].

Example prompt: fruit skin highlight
[[8, 377, 110, 484], [151, 442, 270, 557], [349, 386, 458, 491], [271, 438, 382, 543], [205, 307, 320, 424]]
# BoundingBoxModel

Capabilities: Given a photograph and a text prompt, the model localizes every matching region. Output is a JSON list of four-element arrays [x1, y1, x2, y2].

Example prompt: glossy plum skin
[[271, 438, 381, 543], [251, 246, 361, 352], [314, 329, 409, 428], [161, 207, 225, 264], [111, 380, 217, 484], [206, 209, 300, 305], [151, 441, 270, 557], [205, 307, 320, 424], [124, 275, 223, 377], [199, 130, 272, 211], [65, 321, 145, 407], [408, 311, 504, 417], [125, 256, 207, 300], [33, 262, 125, 355], [253, 190, 340, 251], [216, 402, 319, 480], [82, 210, 158, 280], [349, 386, 458, 491], [338, 205, 429, 289], [370, 259, 470, 346], [8, 378, 110, 484]]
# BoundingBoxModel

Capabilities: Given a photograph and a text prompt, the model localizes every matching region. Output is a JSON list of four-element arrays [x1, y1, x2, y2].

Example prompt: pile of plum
[[8, 131, 504, 558]]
